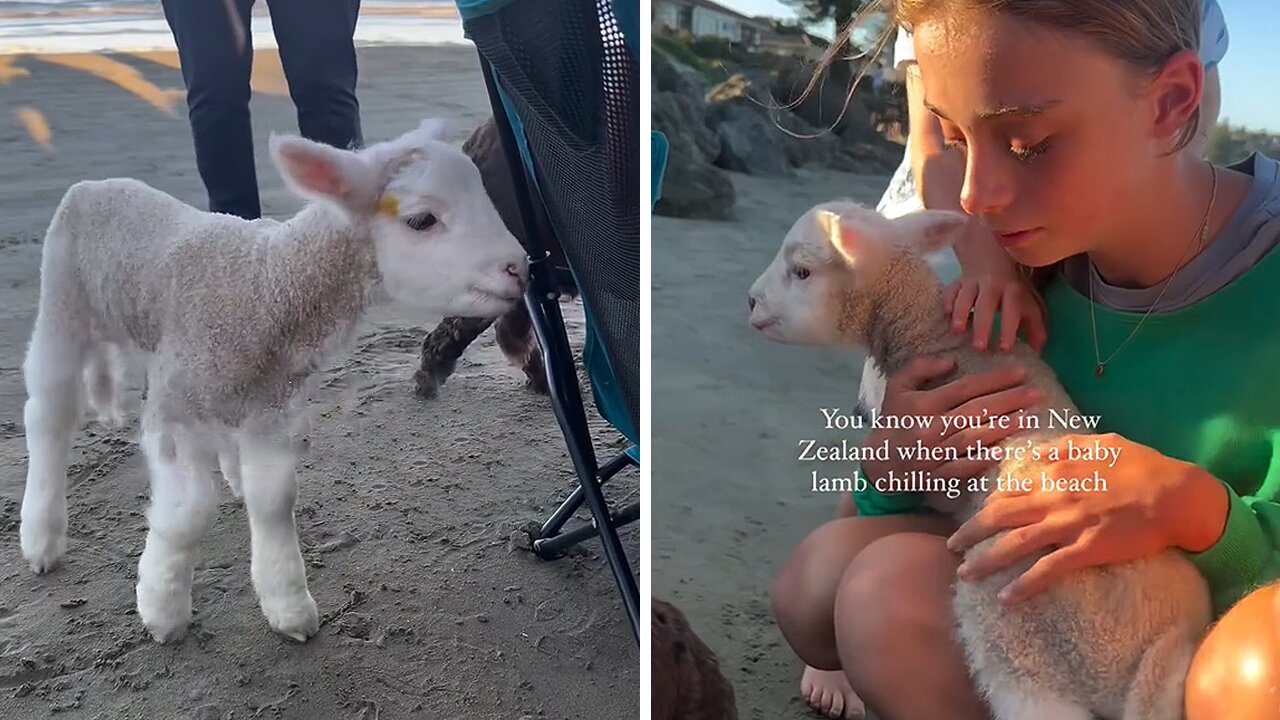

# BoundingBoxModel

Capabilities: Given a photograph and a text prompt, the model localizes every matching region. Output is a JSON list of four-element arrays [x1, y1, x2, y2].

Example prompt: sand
[[652, 169, 902, 719], [0, 46, 638, 719]]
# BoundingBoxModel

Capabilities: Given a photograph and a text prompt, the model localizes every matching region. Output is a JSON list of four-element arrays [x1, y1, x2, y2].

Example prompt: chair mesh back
[[464, 0, 640, 438]]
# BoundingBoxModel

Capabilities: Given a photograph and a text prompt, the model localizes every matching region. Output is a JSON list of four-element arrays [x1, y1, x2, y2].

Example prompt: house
[[653, 0, 772, 50], [756, 20, 829, 61]]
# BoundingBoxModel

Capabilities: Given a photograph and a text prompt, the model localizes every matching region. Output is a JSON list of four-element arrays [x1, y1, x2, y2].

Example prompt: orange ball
[[1186, 582, 1280, 720]]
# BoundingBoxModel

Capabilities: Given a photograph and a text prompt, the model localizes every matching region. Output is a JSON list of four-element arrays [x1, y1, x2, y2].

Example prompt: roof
[[758, 20, 829, 48], [667, 0, 773, 28]]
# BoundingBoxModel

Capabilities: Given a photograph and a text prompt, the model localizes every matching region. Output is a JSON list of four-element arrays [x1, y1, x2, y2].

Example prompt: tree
[[1203, 121, 1233, 165], [781, 0, 877, 38]]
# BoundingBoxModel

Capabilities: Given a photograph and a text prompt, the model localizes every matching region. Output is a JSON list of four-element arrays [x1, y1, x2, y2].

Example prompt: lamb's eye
[[793, 266, 811, 280], [406, 212, 438, 232]]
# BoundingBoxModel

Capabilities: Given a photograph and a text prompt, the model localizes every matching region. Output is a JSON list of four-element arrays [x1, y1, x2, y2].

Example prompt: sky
[[719, 0, 1280, 133]]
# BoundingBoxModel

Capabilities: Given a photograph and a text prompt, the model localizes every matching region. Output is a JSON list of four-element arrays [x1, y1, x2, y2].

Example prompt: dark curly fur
[[652, 598, 739, 720], [415, 117, 576, 399]]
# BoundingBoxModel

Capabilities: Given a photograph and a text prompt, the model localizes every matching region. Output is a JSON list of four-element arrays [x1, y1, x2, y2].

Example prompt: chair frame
[[473, 48, 641, 643]]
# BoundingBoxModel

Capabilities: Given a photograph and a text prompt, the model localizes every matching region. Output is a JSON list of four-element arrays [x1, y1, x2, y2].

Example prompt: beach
[[0, 43, 638, 720], [0, 1, 466, 55], [652, 168, 904, 719]]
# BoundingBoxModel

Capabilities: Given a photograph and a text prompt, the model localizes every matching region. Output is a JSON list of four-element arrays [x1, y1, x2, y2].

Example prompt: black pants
[[161, 0, 363, 220]]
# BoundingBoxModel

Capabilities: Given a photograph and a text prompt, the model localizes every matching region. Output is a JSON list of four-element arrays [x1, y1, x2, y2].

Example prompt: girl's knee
[[772, 519, 874, 668], [773, 516, 957, 663], [771, 538, 839, 668], [833, 533, 959, 657]]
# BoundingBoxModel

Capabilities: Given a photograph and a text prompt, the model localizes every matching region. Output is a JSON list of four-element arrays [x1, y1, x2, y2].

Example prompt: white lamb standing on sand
[[747, 200, 1212, 720], [19, 118, 530, 644]]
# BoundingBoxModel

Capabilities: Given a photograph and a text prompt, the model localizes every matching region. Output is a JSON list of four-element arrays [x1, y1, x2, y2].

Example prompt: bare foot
[[801, 666, 866, 719]]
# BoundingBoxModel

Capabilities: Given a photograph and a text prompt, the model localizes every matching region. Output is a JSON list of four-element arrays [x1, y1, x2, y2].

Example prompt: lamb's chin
[[444, 289, 519, 318], [750, 323, 787, 344]]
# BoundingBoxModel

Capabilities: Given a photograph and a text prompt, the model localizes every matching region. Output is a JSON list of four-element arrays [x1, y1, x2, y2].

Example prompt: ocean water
[[0, 0, 466, 54]]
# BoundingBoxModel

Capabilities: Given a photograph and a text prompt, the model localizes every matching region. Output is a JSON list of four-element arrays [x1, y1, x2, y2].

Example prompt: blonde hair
[[806, 0, 1206, 287]]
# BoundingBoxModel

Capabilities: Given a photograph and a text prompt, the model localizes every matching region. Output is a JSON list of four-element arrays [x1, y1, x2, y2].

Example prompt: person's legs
[[795, 492, 863, 718], [772, 513, 956, 671], [834, 533, 991, 720], [794, 356, 888, 717], [161, 0, 261, 219], [267, 0, 363, 151]]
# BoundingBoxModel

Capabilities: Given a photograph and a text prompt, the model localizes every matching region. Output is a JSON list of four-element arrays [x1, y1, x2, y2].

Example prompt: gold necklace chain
[[1088, 164, 1218, 378]]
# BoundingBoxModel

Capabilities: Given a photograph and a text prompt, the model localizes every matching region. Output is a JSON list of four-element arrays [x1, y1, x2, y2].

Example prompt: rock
[[653, 147, 736, 220], [771, 62, 877, 141], [652, 598, 738, 720], [653, 47, 706, 97], [847, 140, 906, 174], [773, 111, 845, 170], [652, 91, 735, 220], [707, 106, 792, 177], [652, 91, 719, 164], [704, 76, 792, 177], [705, 105, 792, 177]]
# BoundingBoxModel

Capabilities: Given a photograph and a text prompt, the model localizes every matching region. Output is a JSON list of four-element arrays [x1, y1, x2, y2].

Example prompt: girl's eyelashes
[[941, 136, 1052, 162], [1009, 138, 1052, 162]]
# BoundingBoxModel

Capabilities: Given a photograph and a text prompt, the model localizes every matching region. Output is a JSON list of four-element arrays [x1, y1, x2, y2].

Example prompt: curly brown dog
[[414, 117, 577, 399], [652, 598, 739, 720]]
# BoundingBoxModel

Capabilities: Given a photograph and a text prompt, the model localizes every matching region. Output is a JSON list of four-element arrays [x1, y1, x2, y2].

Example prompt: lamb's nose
[[748, 296, 757, 311]]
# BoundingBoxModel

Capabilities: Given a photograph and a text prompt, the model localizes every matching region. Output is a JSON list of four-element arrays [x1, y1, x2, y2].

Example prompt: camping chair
[[454, 0, 641, 641]]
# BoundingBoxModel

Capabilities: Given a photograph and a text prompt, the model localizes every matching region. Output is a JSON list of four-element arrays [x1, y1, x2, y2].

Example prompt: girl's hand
[[946, 433, 1230, 605], [859, 356, 1042, 486], [943, 274, 1048, 353], [945, 221, 1048, 353]]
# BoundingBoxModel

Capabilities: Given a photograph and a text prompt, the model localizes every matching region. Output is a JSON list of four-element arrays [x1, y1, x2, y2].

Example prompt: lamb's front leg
[[238, 435, 318, 642], [135, 426, 219, 643]]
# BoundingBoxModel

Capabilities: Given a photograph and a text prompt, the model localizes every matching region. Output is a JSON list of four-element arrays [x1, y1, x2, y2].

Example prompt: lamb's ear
[[819, 209, 874, 266], [890, 209, 971, 255], [269, 133, 380, 215]]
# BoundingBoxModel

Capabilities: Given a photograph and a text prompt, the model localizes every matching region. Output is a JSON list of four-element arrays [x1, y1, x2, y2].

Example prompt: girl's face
[[912, 12, 1178, 267]]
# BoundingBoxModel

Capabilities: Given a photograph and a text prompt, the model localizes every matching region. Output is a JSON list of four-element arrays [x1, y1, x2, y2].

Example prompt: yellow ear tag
[[377, 194, 400, 218]]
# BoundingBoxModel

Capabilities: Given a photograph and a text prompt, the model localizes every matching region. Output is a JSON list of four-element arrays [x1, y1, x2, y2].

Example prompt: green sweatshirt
[[854, 173, 1280, 618]]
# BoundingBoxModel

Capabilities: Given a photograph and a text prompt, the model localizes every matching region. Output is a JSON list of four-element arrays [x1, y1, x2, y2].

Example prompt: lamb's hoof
[[20, 522, 66, 574], [136, 583, 191, 644], [146, 622, 189, 645], [262, 594, 319, 643]]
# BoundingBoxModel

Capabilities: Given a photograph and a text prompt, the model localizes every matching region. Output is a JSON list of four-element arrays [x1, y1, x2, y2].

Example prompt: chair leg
[[523, 288, 640, 641], [534, 502, 639, 557], [476, 51, 639, 642], [536, 451, 635, 541]]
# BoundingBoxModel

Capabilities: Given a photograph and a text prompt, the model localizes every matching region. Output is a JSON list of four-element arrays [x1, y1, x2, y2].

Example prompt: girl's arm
[[1185, 473, 1280, 612], [907, 64, 966, 216], [902, 62, 1049, 352], [947, 434, 1280, 612]]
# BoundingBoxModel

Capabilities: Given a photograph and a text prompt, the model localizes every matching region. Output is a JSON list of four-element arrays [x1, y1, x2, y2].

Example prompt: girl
[[773, 2, 1280, 719]]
